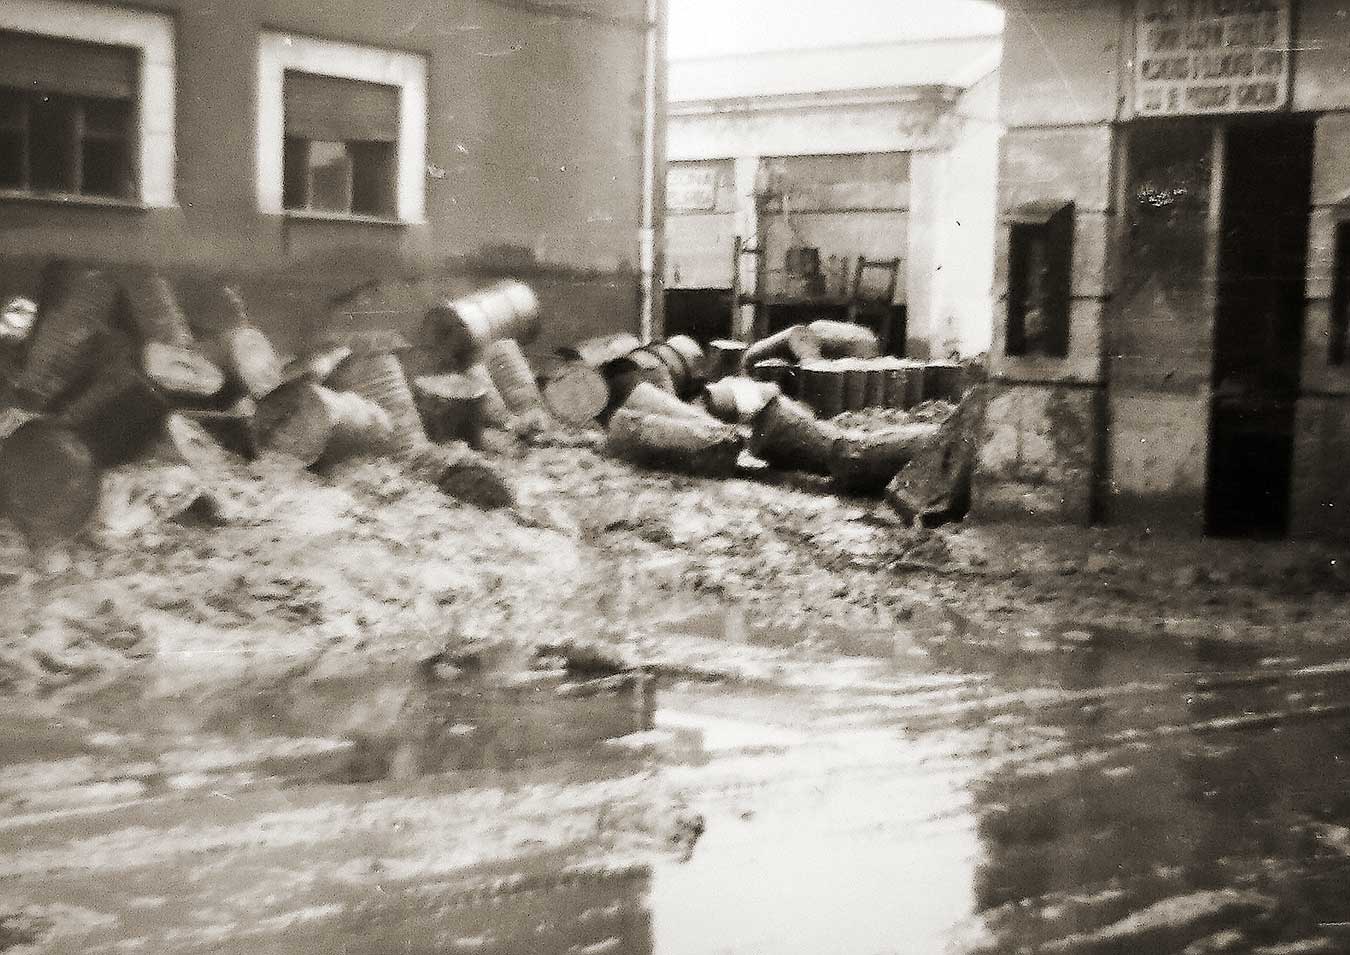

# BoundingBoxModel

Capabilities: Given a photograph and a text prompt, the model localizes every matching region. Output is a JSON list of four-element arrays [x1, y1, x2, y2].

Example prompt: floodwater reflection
[[5, 606, 1350, 953]]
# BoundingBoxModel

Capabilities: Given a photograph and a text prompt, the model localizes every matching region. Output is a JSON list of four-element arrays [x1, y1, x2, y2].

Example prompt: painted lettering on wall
[[1135, 0, 1290, 116]]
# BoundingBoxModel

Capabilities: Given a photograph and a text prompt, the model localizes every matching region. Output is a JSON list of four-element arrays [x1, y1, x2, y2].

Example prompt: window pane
[[307, 140, 351, 213], [350, 140, 394, 216], [29, 94, 75, 192], [0, 89, 24, 128], [82, 136, 130, 196], [0, 129, 22, 188], [283, 136, 308, 209], [82, 96, 128, 137]]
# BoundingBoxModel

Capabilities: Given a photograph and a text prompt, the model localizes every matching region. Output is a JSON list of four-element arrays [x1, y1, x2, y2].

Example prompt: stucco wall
[[989, 0, 1350, 536], [0, 0, 655, 354], [666, 81, 1000, 357]]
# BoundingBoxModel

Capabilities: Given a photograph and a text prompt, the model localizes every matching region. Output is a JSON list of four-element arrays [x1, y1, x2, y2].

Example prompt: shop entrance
[[1206, 119, 1313, 536], [1111, 118, 1312, 537]]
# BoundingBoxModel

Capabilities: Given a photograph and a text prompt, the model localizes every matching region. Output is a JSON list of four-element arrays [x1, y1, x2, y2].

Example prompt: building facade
[[983, 0, 1350, 538], [664, 33, 1001, 358], [0, 0, 665, 355]]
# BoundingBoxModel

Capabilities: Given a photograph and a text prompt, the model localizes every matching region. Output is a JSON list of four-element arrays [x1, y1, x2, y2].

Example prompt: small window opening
[[1006, 201, 1074, 358]]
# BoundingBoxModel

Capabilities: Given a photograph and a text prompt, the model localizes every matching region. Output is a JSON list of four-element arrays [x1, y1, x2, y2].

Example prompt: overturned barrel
[[750, 395, 843, 475], [829, 421, 943, 496], [13, 268, 117, 410], [422, 280, 541, 370], [61, 351, 169, 465], [606, 407, 742, 478], [809, 319, 881, 359], [119, 269, 194, 347], [602, 349, 674, 420], [543, 360, 609, 427], [0, 418, 101, 548], [621, 381, 717, 423], [703, 376, 779, 425], [634, 335, 706, 399], [743, 325, 821, 369], [483, 338, 544, 415], [327, 335, 425, 452]]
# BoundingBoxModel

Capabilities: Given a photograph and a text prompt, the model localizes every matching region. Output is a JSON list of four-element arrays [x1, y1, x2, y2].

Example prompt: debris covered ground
[[3, 434, 1350, 954], [3, 279, 1350, 954]]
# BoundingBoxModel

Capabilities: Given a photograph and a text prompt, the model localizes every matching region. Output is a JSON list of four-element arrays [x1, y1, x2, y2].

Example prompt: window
[[282, 71, 398, 217], [1006, 201, 1074, 358], [257, 33, 427, 223], [0, 29, 137, 199]]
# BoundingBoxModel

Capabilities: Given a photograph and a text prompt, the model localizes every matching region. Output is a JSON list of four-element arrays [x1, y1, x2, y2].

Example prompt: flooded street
[[6, 593, 1350, 954]]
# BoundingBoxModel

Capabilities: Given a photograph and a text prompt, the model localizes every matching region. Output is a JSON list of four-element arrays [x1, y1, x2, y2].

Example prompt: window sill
[[281, 209, 416, 227], [0, 190, 158, 211]]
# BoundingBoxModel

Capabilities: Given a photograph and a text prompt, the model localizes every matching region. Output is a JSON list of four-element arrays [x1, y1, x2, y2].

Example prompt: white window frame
[[0, 0, 175, 207], [257, 32, 427, 224]]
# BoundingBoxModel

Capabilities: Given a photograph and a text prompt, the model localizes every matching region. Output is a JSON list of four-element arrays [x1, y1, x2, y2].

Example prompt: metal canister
[[14, 269, 117, 410], [636, 335, 705, 399], [327, 347, 426, 452], [922, 361, 965, 404], [0, 418, 101, 548], [423, 280, 541, 370], [799, 361, 846, 419], [707, 339, 747, 382]]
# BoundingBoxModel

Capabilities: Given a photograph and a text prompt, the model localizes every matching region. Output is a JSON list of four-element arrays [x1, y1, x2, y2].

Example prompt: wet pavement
[[4, 603, 1350, 953]]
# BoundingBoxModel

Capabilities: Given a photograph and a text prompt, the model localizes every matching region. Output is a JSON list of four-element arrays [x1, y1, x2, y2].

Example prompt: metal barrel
[[60, 352, 169, 465], [414, 373, 487, 447], [257, 379, 338, 467], [749, 395, 842, 475], [749, 358, 798, 398], [542, 360, 608, 427], [809, 319, 881, 359], [863, 362, 888, 408], [327, 348, 426, 453], [0, 418, 101, 547], [602, 350, 674, 419], [799, 361, 847, 419], [320, 387, 397, 463], [119, 270, 194, 346], [483, 338, 544, 414], [703, 376, 779, 425], [884, 360, 924, 410], [922, 361, 965, 404], [14, 269, 117, 410], [635, 335, 705, 399], [707, 339, 747, 382], [423, 280, 541, 370], [842, 362, 869, 411]]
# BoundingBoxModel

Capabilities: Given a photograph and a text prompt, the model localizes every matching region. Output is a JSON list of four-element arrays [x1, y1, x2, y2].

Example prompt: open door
[[1206, 119, 1313, 537]]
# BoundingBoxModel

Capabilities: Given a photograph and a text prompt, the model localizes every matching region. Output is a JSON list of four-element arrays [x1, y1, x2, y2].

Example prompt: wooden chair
[[845, 256, 902, 353]]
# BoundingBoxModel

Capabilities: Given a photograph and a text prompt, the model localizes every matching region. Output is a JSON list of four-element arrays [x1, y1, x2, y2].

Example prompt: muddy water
[[5, 608, 1350, 953]]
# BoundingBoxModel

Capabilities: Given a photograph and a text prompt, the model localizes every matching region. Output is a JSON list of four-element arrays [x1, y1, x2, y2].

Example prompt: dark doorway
[[1206, 119, 1314, 537], [664, 288, 732, 345]]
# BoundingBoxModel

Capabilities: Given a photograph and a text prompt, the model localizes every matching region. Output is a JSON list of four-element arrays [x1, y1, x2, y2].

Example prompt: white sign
[[667, 164, 724, 212], [1135, 0, 1291, 116]]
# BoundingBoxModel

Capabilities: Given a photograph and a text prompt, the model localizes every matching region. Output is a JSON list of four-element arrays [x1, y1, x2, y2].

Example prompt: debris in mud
[[1039, 889, 1277, 954]]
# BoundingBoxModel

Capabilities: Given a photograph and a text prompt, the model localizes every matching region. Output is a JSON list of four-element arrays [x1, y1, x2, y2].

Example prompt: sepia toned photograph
[[1, 0, 1348, 952]]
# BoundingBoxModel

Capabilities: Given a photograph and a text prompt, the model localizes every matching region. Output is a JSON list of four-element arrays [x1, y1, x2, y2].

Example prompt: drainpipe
[[638, 0, 667, 341]]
